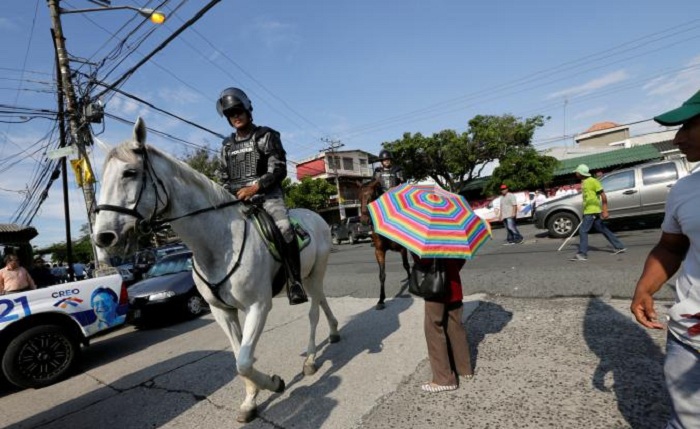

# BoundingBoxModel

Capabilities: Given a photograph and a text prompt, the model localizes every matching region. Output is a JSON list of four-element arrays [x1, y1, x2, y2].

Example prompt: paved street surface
[[1, 223, 675, 428]]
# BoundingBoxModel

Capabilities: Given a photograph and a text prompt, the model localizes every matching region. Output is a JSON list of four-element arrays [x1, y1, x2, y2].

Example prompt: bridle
[[95, 147, 241, 235], [94, 145, 247, 302]]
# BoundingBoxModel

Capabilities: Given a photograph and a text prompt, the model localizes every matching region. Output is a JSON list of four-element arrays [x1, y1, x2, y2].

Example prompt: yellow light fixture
[[138, 8, 167, 24]]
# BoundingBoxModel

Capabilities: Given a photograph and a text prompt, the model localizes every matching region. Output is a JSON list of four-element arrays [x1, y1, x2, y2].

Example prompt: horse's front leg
[[375, 245, 387, 310], [210, 307, 261, 423], [237, 302, 285, 394]]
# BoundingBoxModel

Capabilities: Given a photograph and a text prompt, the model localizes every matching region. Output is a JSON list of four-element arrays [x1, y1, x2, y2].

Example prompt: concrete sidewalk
[[2, 295, 671, 428]]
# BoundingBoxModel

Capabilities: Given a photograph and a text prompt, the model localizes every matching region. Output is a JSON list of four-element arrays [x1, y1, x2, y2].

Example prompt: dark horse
[[359, 180, 411, 310]]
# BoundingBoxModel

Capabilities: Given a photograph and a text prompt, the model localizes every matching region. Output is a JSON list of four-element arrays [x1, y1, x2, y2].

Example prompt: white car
[[0, 274, 127, 389]]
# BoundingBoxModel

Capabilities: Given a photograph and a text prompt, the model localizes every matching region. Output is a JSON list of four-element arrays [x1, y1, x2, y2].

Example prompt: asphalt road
[[326, 222, 673, 301], [1, 221, 675, 428]]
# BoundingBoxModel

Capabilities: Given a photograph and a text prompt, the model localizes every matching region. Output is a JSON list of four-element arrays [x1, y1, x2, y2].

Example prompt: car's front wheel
[[331, 235, 340, 245], [2, 325, 80, 389], [184, 293, 206, 318], [547, 212, 579, 239]]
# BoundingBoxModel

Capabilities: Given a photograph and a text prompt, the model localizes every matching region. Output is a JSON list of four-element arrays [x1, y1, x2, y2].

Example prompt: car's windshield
[[146, 254, 192, 277]]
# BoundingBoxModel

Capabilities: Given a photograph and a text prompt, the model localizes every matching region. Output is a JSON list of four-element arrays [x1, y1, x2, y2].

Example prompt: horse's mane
[[106, 142, 232, 204]]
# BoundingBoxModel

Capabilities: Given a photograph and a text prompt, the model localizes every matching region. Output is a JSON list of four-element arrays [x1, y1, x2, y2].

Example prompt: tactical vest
[[377, 168, 400, 191], [225, 136, 262, 190]]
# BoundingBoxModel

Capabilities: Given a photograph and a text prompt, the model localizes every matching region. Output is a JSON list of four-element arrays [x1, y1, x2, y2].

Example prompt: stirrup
[[288, 282, 308, 305]]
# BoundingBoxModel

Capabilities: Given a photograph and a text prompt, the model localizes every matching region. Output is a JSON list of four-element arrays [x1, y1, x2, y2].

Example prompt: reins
[[96, 145, 248, 304]]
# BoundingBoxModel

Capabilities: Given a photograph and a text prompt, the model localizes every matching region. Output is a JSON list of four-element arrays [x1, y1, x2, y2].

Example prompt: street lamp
[[59, 5, 167, 24]]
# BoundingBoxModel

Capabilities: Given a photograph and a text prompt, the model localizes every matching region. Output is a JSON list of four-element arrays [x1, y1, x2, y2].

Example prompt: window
[[642, 163, 678, 185], [601, 170, 635, 192], [327, 156, 340, 171], [342, 157, 354, 171]]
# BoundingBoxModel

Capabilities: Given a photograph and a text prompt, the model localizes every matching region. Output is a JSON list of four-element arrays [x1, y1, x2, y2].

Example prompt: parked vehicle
[[331, 216, 373, 244], [127, 250, 207, 326], [132, 243, 188, 281], [533, 158, 693, 238], [473, 191, 535, 223], [0, 273, 127, 389]]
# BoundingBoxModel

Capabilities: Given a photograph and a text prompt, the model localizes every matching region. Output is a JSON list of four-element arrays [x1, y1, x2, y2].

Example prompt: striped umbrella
[[367, 183, 491, 259]]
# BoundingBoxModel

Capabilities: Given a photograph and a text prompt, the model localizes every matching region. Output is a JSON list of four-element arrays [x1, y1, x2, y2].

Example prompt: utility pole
[[320, 137, 345, 222], [47, 0, 99, 264], [53, 28, 75, 282]]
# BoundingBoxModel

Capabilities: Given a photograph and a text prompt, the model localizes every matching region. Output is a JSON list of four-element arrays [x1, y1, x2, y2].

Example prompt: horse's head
[[358, 180, 382, 224], [93, 117, 167, 251]]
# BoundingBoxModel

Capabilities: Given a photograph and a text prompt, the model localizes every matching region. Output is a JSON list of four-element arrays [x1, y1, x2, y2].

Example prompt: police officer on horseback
[[373, 149, 404, 193], [216, 87, 307, 305]]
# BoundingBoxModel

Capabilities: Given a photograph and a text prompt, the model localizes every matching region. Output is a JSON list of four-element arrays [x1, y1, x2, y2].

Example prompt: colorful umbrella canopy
[[367, 183, 491, 259]]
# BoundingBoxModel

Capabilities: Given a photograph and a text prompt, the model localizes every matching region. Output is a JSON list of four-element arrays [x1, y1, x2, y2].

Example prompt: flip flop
[[421, 383, 458, 393]]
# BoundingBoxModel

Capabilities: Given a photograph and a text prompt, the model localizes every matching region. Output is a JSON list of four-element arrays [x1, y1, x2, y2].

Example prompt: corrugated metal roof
[[653, 140, 677, 153], [0, 224, 38, 243], [554, 145, 662, 176]]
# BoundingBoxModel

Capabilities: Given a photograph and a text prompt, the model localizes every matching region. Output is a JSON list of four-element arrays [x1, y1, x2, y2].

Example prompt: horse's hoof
[[272, 374, 286, 393], [303, 363, 317, 376], [329, 334, 341, 343], [236, 408, 257, 423], [375, 302, 386, 310]]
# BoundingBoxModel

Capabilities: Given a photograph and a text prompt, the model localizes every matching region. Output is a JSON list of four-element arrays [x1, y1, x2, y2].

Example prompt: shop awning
[[553, 145, 663, 176]]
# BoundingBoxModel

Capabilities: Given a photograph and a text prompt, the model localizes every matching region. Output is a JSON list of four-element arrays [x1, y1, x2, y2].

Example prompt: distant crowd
[[18, 257, 96, 289]]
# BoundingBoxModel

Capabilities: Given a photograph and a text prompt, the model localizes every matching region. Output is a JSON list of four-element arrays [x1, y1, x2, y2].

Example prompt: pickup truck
[[533, 158, 695, 238], [0, 273, 127, 389], [331, 216, 373, 245]]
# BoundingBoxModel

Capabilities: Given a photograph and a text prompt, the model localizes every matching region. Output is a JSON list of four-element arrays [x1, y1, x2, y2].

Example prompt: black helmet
[[216, 87, 253, 117], [378, 149, 392, 160]]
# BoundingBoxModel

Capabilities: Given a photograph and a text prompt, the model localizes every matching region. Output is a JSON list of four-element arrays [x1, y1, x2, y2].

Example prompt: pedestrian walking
[[498, 184, 523, 245], [413, 254, 473, 392], [631, 90, 700, 429], [570, 164, 626, 261]]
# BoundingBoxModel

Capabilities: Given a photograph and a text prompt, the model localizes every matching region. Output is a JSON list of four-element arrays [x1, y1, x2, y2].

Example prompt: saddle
[[243, 201, 311, 297]]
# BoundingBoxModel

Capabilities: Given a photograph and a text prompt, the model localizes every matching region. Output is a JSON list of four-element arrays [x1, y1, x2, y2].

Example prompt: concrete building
[[295, 149, 377, 224]]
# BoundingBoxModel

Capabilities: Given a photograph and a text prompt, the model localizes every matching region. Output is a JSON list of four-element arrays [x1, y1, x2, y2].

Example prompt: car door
[[640, 162, 678, 215], [600, 169, 640, 218]]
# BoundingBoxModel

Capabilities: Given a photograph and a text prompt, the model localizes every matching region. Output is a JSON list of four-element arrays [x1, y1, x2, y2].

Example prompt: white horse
[[93, 118, 340, 423]]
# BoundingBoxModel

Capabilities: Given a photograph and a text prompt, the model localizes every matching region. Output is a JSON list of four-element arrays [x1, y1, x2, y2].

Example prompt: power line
[[93, 0, 221, 100]]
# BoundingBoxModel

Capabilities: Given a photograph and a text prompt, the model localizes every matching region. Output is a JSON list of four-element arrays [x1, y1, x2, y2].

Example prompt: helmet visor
[[217, 94, 246, 117]]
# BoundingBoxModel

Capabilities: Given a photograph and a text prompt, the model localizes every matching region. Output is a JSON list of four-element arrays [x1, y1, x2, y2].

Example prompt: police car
[[0, 273, 127, 389]]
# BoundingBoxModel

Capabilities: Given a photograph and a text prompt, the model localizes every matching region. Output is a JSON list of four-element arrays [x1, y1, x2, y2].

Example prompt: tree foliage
[[35, 223, 94, 263], [283, 177, 337, 211], [181, 147, 221, 181], [486, 147, 559, 195], [384, 114, 549, 192]]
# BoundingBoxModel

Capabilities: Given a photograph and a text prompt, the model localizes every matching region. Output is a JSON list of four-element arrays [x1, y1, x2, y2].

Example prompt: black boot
[[285, 236, 308, 305]]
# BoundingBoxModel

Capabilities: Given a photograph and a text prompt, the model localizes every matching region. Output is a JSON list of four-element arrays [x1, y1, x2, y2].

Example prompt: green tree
[[35, 224, 94, 263], [486, 147, 558, 194], [284, 177, 337, 211], [181, 147, 220, 181], [385, 114, 548, 192]]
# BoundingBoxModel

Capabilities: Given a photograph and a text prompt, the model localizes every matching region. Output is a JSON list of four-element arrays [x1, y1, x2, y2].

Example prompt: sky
[[1, 0, 699, 248]]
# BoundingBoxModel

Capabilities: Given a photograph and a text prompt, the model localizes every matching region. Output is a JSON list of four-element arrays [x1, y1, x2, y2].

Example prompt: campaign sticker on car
[[0, 295, 31, 325]]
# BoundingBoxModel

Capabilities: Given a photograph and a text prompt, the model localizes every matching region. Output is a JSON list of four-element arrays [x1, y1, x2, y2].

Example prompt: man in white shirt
[[497, 184, 523, 245], [631, 90, 700, 428]]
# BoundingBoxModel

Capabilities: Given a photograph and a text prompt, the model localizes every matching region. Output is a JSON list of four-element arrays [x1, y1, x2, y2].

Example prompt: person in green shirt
[[570, 164, 626, 261]]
